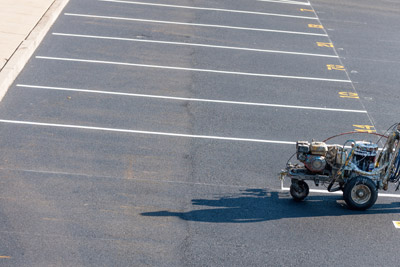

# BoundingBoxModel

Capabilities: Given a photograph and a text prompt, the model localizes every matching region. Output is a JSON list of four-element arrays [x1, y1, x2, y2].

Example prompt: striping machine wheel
[[290, 180, 309, 201], [343, 176, 378, 210]]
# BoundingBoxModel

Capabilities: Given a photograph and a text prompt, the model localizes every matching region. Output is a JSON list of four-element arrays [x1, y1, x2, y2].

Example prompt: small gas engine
[[280, 123, 400, 210]]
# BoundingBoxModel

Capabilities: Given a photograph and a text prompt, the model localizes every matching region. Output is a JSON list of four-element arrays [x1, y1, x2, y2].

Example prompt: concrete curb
[[0, 0, 70, 102]]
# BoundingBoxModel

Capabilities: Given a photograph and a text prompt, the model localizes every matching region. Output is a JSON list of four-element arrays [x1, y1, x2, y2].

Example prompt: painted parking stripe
[[257, 0, 310, 6], [16, 84, 366, 113], [52, 33, 338, 58], [64, 13, 328, 37], [98, 0, 318, 20], [0, 119, 296, 144], [36, 56, 352, 83], [281, 187, 400, 198]]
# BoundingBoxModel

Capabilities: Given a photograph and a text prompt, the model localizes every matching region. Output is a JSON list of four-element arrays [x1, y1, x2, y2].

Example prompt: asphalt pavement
[[0, 0, 399, 266]]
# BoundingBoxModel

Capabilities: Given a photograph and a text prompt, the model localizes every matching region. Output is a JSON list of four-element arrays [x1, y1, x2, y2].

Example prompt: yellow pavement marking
[[327, 64, 345, 71], [353, 125, 376, 133], [308, 24, 323, 29], [0, 256, 11, 259], [339, 92, 359, 99], [300, 8, 314, 12], [317, 42, 334, 48], [393, 221, 400, 228]]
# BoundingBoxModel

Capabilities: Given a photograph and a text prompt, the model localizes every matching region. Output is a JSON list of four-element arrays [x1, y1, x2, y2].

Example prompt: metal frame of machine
[[279, 123, 400, 210]]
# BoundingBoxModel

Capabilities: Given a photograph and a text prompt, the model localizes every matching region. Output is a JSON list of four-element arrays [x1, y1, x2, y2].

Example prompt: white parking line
[[0, 119, 296, 144], [98, 0, 317, 20], [281, 187, 400, 198], [16, 84, 366, 113], [257, 0, 311, 6], [64, 13, 328, 37], [52, 33, 338, 58], [35, 56, 352, 83]]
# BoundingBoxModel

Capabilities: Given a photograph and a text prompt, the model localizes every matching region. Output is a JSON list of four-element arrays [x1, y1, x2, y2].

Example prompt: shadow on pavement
[[141, 189, 400, 223]]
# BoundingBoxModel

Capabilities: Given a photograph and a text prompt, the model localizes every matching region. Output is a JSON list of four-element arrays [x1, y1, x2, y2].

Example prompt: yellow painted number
[[327, 64, 345, 71], [300, 9, 314, 12], [353, 125, 376, 133], [308, 24, 324, 29], [317, 42, 334, 48], [339, 92, 359, 99]]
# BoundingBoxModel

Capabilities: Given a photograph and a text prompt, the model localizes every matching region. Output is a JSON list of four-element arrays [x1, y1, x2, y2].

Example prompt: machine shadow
[[141, 189, 400, 223]]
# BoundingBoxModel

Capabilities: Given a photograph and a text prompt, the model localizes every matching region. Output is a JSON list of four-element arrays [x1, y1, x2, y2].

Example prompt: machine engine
[[296, 141, 328, 173]]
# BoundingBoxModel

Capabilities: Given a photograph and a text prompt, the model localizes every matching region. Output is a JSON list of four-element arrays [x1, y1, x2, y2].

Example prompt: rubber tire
[[290, 180, 309, 202], [343, 176, 378, 210]]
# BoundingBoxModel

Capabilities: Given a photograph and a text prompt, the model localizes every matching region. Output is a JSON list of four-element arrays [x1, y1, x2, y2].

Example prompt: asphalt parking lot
[[0, 0, 400, 266]]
